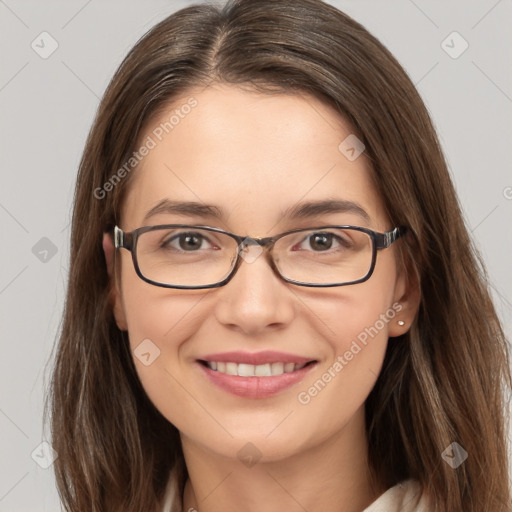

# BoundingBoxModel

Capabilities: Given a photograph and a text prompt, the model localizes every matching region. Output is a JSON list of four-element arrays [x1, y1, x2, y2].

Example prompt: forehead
[[121, 84, 388, 232]]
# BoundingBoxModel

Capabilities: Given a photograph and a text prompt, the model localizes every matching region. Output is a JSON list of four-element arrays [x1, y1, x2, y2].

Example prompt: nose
[[212, 243, 295, 336]]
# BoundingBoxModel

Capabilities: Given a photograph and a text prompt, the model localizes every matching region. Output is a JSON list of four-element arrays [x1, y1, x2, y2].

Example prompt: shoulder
[[363, 479, 431, 512]]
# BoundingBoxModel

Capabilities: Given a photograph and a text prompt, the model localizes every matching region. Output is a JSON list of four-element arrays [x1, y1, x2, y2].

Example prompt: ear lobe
[[102, 232, 128, 331], [388, 266, 421, 338]]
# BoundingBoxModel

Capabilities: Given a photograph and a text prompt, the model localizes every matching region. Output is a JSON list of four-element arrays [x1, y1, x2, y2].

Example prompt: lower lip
[[197, 361, 317, 399]]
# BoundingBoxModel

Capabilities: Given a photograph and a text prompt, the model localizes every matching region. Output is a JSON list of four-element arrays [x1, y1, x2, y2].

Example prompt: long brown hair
[[45, 0, 512, 510]]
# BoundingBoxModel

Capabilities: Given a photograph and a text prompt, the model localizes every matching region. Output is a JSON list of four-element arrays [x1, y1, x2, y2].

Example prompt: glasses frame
[[113, 224, 407, 290]]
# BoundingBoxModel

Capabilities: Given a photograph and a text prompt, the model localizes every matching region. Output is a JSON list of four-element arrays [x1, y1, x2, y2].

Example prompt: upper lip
[[198, 351, 316, 365]]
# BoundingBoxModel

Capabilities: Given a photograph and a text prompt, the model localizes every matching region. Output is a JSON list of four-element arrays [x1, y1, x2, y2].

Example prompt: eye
[[162, 231, 216, 252], [294, 231, 353, 252]]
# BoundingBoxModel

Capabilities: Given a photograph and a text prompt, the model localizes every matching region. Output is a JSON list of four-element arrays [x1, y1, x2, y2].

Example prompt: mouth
[[196, 353, 318, 398], [198, 360, 316, 377]]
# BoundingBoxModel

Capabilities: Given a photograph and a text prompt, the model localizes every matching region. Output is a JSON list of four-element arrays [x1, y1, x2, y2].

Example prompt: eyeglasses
[[113, 224, 407, 289]]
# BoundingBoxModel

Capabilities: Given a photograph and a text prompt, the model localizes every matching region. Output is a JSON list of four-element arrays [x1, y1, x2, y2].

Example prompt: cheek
[[122, 284, 204, 365], [293, 288, 400, 445], [118, 265, 199, 378], [323, 289, 398, 375], [118, 246, 203, 348], [316, 259, 399, 361], [296, 264, 400, 401], [119, 280, 210, 433], [328, 293, 399, 385]]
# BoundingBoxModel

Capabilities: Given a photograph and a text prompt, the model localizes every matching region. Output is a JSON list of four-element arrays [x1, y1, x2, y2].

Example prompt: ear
[[388, 263, 420, 338], [102, 232, 128, 331]]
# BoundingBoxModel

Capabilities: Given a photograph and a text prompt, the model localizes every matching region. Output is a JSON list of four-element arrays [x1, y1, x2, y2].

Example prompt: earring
[[397, 320, 405, 326]]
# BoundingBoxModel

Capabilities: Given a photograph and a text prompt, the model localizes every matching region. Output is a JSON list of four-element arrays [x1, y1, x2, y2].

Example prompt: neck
[[180, 405, 385, 512]]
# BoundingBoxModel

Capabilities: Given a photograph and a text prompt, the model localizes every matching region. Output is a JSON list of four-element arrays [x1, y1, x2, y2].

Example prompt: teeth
[[206, 361, 308, 376], [255, 364, 271, 377], [238, 363, 255, 377], [271, 362, 284, 375], [225, 362, 238, 375], [284, 363, 295, 373]]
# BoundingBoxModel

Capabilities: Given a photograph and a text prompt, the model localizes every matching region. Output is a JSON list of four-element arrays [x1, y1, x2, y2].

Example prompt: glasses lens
[[273, 228, 373, 285], [136, 227, 238, 287], [135, 226, 374, 287]]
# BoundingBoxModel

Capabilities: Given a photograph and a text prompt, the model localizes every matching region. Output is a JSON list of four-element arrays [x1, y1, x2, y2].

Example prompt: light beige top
[[363, 479, 430, 511], [161, 473, 430, 512]]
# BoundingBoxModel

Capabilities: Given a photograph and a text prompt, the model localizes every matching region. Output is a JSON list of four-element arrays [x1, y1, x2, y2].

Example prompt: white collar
[[162, 475, 429, 512], [363, 479, 430, 512]]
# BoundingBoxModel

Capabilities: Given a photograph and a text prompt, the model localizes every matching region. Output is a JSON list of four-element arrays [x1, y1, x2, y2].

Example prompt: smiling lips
[[197, 350, 317, 398]]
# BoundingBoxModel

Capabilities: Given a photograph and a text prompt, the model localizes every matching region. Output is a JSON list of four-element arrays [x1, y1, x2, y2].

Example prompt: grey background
[[1, 0, 511, 510]]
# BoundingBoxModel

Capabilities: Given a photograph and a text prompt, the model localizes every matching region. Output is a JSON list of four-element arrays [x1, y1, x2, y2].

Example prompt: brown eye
[[293, 231, 353, 252], [162, 232, 212, 251]]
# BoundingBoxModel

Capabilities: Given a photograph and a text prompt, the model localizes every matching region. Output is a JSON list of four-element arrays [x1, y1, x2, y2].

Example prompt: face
[[104, 83, 417, 463]]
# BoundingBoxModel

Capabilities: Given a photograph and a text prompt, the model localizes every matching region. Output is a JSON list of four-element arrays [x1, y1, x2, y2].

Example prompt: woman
[[46, 0, 512, 511]]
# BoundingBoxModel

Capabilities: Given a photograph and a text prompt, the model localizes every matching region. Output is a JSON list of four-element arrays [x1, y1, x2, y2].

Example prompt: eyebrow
[[142, 198, 371, 224]]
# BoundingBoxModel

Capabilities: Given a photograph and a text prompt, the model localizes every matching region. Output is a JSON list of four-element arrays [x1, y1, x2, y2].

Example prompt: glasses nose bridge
[[238, 234, 275, 250], [234, 234, 278, 276]]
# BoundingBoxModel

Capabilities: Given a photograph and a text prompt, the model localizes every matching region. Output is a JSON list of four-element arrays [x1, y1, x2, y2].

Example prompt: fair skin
[[103, 83, 419, 512]]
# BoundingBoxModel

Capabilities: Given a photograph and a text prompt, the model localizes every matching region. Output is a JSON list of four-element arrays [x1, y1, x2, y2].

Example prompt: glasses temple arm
[[375, 226, 408, 249]]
